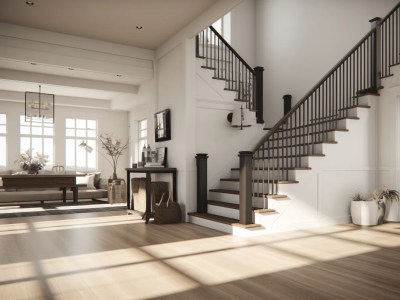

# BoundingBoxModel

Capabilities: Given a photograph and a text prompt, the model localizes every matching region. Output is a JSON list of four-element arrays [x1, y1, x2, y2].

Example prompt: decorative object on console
[[154, 109, 171, 142], [14, 148, 49, 174], [227, 106, 251, 130], [25, 85, 54, 123], [98, 133, 129, 180], [157, 147, 167, 167], [52, 165, 65, 174]]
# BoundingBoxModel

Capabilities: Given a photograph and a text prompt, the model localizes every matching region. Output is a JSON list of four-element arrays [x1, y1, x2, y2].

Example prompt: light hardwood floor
[[0, 207, 399, 299]]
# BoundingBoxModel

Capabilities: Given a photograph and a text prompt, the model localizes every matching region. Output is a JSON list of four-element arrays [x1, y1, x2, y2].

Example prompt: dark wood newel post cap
[[238, 151, 254, 157], [196, 153, 209, 158], [254, 66, 264, 71], [369, 17, 382, 23]]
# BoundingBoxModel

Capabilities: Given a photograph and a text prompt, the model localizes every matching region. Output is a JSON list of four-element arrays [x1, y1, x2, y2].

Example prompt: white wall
[[0, 100, 129, 180], [230, 0, 257, 67], [255, 0, 398, 127], [155, 41, 197, 219], [377, 66, 400, 191]]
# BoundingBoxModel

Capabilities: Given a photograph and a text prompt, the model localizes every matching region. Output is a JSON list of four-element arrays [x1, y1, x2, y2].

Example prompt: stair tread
[[261, 141, 337, 150], [201, 66, 216, 70], [254, 154, 326, 159], [308, 116, 359, 125], [231, 167, 311, 171], [220, 178, 299, 184], [267, 194, 288, 199], [254, 208, 277, 213], [209, 188, 239, 194], [188, 212, 239, 225], [234, 98, 249, 102], [338, 104, 371, 110]]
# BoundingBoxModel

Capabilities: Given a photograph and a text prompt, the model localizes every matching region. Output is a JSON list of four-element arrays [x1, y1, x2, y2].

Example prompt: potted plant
[[98, 133, 129, 182], [350, 192, 384, 226], [14, 148, 49, 174], [380, 188, 400, 222]]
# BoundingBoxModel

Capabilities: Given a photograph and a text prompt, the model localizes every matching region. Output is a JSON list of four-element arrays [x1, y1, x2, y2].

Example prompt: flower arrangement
[[98, 133, 129, 180], [14, 148, 49, 174]]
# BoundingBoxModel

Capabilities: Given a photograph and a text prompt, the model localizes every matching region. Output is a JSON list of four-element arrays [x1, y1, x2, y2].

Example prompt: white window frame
[[212, 13, 231, 43], [19, 115, 54, 167], [65, 118, 97, 171], [0, 114, 6, 168], [138, 119, 147, 161]]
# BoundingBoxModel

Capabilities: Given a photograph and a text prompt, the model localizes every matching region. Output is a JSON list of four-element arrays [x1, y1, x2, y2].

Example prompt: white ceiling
[[0, 0, 236, 110], [0, 0, 218, 49]]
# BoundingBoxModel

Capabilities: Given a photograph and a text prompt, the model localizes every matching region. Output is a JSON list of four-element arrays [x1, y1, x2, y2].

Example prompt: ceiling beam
[[0, 68, 139, 94]]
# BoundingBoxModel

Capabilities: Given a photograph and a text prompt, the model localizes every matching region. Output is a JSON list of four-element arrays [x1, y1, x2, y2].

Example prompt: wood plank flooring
[[0, 207, 399, 299]]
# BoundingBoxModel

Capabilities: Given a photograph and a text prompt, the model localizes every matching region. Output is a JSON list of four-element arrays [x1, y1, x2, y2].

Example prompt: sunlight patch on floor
[[0, 222, 30, 235], [45, 260, 199, 300], [40, 248, 153, 276], [270, 235, 379, 262], [142, 235, 251, 259], [165, 244, 313, 285], [33, 214, 144, 232]]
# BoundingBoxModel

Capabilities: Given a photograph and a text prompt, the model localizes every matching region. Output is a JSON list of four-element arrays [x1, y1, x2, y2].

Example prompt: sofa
[[0, 169, 108, 204]]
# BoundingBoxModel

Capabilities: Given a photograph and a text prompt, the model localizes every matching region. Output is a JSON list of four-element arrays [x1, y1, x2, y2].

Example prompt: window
[[65, 118, 97, 171], [138, 119, 147, 160], [212, 13, 231, 43], [20, 115, 54, 166], [0, 114, 6, 167]]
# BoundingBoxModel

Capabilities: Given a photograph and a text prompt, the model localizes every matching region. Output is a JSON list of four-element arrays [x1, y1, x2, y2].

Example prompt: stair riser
[[267, 131, 337, 146], [254, 211, 280, 227], [220, 176, 297, 191], [208, 205, 241, 220], [197, 63, 244, 99], [254, 156, 310, 168], [209, 191, 239, 204], [268, 198, 292, 212], [231, 169, 299, 179], [189, 215, 233, 233], [257, 143, 324, 157], [271, 119, 347, 134]]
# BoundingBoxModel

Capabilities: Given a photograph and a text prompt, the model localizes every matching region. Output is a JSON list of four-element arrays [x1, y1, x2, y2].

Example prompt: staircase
[[189, 3, 400, 236]]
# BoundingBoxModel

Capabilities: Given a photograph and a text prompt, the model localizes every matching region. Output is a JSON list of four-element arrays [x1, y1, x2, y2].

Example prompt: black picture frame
[[156, 147, 168, 167], [154, 109, 171, 142]]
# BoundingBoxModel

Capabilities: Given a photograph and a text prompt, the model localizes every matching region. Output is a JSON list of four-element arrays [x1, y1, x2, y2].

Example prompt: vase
[[27, 169, 39, 175]]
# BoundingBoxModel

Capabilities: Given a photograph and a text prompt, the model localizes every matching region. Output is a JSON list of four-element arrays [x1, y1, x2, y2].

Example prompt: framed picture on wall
[[154, 109, 171, 142]]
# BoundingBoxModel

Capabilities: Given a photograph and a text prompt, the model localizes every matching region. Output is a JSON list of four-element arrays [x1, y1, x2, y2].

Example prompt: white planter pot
[[350, 200, 382, 226], [384, 200, 400, 222]]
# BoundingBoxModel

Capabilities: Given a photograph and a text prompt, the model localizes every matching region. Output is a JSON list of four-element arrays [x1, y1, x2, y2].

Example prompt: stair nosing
[[219, 178, 299, 184], [188, 212, 239, 225]]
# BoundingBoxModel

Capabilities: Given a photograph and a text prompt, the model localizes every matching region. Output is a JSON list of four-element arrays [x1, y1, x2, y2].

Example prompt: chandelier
[[25, 85, 54, 123]]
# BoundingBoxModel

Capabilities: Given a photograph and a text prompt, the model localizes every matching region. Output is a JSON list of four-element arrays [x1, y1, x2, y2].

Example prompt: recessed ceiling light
[[136, 26, 143, 30], [68, 67, 74, 70], [25, 1, 34, 6]]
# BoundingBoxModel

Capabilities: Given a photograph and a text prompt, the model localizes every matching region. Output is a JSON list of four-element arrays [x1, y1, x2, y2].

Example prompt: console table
[[0, 175, 81, 203], [126, 167, 177, 223]]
